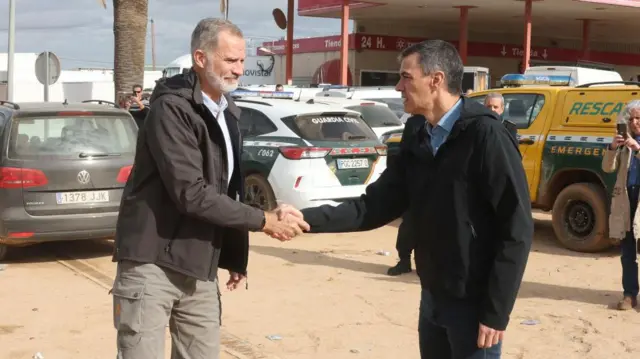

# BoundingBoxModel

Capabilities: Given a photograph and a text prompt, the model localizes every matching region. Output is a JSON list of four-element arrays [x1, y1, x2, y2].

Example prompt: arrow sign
[[542, 49, 548, 59], [500, 45, 507, 56]]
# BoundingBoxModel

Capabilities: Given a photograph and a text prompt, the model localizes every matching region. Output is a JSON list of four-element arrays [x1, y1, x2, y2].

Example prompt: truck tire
[[551, 183, 612, 253], [244, 174, 277, 211]]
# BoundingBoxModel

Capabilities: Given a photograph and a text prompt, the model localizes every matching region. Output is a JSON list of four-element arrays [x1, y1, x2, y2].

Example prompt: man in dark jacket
[[288, 40, 533, 358], [111, 18, 309, 359]]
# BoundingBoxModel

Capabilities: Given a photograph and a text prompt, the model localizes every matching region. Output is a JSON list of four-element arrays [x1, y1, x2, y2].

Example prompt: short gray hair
[[484, 92, 504, 105], [398, 40, 464, 95], [618, 99, 640, 125], [190, 18, 243, 59]]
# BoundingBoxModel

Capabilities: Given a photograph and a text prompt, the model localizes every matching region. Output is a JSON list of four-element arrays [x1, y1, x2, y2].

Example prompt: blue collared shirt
[[425, 98, 463, 155], [201, 92, 234, 185]]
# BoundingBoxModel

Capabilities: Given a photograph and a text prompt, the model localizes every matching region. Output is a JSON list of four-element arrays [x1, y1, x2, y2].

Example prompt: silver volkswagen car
[[0, 100, 138, 260]]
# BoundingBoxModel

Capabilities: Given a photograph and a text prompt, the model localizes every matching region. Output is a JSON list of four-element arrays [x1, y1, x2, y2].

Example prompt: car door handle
[[518, 138, 535, 145]]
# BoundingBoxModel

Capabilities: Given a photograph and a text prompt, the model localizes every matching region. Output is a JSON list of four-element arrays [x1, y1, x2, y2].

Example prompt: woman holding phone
[[602, 100, 640, 310]]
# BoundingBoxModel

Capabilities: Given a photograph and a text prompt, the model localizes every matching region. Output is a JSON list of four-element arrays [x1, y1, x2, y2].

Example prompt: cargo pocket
[[112, 276, 146, 349]]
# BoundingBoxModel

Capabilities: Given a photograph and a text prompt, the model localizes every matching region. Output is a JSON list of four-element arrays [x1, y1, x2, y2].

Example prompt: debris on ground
[[376, 250, 390, 256], [520, 319, 540, 325], [266, 335, 282, 341]]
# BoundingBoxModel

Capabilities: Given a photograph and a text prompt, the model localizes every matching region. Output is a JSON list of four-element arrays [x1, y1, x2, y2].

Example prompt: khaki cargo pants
[[112, 260, 221, 359]]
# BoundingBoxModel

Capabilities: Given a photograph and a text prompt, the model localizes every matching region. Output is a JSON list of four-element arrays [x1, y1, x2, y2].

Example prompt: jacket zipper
[[165, 215, 184, 254], [468, 221, 477, 239]]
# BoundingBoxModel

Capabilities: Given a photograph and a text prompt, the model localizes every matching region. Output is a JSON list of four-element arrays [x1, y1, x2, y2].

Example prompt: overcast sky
[[0, 0, 349, 69]]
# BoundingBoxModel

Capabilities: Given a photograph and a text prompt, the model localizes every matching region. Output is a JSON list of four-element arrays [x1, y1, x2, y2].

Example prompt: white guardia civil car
[[232, 90, 388, 210]]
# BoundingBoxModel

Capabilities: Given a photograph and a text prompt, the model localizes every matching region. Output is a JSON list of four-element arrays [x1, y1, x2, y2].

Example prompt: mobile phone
[[617, 123, 629, 138]]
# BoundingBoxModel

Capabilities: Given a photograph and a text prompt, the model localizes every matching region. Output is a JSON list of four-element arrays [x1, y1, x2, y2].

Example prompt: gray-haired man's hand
[[262, 204, 309, 241]]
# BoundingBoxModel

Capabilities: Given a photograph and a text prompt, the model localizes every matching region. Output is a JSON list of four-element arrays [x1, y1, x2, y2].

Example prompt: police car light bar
[[500, 73, 574, 87], [230, 90, 295, 99]]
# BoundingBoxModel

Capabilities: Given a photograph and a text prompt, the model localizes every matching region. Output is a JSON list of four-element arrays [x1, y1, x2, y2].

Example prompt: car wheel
[[551, 183, 612, 253], [244, 174, 277, 211]]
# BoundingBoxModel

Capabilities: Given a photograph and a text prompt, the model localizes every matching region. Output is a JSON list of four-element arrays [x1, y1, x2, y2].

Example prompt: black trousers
[[396, 213, 415, 260]]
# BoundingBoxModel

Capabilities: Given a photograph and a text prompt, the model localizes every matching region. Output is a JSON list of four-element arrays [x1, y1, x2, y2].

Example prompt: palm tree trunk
[[112, 0, 148, 103]]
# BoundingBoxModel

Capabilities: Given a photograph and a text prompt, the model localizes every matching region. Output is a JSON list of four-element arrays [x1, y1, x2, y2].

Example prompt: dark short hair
[[275, 84, 283, 88], [132, 84, 142, 90], [398, 39, 464, 95]]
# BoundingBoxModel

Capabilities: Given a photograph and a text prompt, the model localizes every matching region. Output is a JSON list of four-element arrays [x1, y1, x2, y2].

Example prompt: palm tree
[[99, 0, 149, 103]]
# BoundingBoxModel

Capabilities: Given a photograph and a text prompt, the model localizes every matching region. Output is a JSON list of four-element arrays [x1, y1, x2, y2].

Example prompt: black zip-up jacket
[[112, 70, 265, 281], [301, 98, 533, 330]]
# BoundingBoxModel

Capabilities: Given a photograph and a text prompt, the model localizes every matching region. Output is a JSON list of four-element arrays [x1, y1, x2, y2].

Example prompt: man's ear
[[431, 71, 445, 89], [193, 50, 206, 69]]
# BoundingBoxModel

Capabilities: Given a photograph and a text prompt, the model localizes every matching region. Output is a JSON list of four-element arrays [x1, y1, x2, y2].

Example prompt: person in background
[[387, 211, 414, 276], [387, 114, 425, 276], [484, 92, 504, 116], [111, 18, 309, 359], [284, 39, 533, 359], [602, 100, 640, 311], [128, 84, 149, 128], [275, 84, 284, 92], [484, 92, 517, 141]]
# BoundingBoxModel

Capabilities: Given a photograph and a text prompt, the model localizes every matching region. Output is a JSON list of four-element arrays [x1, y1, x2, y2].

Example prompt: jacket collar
[[188, 69, 242, 120]]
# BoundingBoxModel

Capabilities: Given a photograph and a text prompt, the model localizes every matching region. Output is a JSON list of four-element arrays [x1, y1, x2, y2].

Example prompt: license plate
[[56, 191, 110, 204], [336, 158, 369, 169]]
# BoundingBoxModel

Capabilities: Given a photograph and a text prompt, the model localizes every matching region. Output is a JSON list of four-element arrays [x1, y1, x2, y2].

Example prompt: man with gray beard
[[111, 18, 309, 359]]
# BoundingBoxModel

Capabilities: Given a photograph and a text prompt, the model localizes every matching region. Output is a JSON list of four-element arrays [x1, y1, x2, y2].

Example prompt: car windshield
[[9, 115, 138, 160], [363, 97, 405, 117], [345, 104, 402, 127], [281, 113, 377, 141]]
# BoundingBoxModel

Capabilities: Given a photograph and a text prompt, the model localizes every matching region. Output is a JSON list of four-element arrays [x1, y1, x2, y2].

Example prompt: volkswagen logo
[[77, 170, 91, 185]]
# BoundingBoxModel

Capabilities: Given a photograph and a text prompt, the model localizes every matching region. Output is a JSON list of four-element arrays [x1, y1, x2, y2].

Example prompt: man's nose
[[232, 63, 243, 76], [395, 81, 403, 92]]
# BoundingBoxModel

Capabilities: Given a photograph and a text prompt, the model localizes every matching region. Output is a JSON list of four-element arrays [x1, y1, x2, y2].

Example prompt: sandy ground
[[1, 211, 639, 359]]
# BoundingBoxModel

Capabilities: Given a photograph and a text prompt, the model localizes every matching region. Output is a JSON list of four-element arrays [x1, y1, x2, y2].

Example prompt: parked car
[[300, 96, 405, 140], [230, 90, 388, 211], [0, 100, 137, 260]]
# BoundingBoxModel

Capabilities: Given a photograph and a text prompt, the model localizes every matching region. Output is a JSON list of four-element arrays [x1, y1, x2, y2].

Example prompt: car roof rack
[[81, 99, 120, 107], [575, 81, 640, 88], [0, 100, 20, 110]]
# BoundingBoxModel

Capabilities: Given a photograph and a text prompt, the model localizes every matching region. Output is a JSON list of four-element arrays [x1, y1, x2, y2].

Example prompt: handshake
[[262, 203, 310, 241]]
